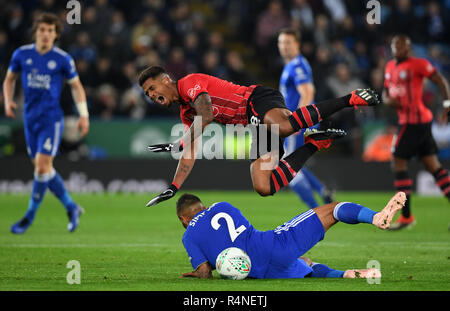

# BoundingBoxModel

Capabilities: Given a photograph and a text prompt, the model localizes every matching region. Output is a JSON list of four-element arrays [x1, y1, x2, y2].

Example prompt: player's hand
[[180, 263, 213, 278], [180, 271, 197, 278], [438, 107, 450, 124], [77, 116, 90, 137], [148, 142, 183, 153], [145, 183, 179, 207], [4, 101, 17, 118]]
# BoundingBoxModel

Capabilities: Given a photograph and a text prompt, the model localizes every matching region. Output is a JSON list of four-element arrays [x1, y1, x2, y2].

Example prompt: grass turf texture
[[0, 191, 449, 291]]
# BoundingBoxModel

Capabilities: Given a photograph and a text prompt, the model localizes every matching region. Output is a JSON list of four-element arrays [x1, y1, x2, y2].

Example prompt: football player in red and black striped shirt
[[383, 35, 450, 230], [139, 66, 379, 206]]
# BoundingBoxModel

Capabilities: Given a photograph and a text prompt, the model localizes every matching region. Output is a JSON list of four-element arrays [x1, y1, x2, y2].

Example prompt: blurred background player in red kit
[[383, 35, 450, 230]]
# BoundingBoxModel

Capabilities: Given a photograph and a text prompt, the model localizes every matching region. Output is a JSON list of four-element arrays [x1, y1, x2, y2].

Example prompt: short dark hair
[[138, 65, 167, 87], [279, 27, 301, 43], [32, 13, 62, 40], [176, 193, 202, 215]]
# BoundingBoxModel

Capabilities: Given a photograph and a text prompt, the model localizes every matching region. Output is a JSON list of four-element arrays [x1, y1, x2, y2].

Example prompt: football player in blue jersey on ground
[[178, 192, 406, 279], [3, 13, 89, 234], [277, 28, 334, 209]]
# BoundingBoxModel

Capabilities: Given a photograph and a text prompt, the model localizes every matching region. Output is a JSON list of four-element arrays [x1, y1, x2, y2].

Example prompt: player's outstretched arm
[[429, 71, 450, 123], [181, 262, 213, 279], [68, 77, 90, 137], [145, 136, 200, 207], [2, 70, 18, 118]]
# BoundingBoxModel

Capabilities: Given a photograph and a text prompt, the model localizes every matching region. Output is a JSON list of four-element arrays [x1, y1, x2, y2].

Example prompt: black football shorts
[[246, 86, 289, 162], [391, 122, 438, 160]]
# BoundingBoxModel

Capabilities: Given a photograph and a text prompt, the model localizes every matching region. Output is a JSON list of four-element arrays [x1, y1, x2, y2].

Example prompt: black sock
[[432, 167, 450, 200], [288, 95, 351, 132], [315, 94, 352, 117], [394, 171, 412, 218], [269, 143, 318, 194]]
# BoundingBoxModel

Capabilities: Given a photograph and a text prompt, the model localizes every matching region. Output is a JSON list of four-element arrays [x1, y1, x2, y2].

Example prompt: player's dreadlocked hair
[[138, 65, 167, 87], [176, 193, 202, 216]]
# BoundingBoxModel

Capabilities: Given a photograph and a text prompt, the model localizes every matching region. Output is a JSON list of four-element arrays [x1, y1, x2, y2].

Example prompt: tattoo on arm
[[193, 93, 214, 126]]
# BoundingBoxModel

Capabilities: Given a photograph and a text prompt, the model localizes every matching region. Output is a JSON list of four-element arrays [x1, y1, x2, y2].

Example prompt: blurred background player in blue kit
[[2, 13, 89, 234], [178, 192, 406, 279], [277, 28, 334, 208]]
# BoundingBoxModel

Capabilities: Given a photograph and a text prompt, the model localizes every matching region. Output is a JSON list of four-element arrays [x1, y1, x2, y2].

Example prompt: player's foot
[[349, 88, 380, 107], [321, 186, 335, 204], [67, 205, 84, 233], [387, 214, 416, 231], [343, 268, 381, 279], [372, 192, 407, 230], [304, 128, 346, 150], [11, 217, 32, 234]]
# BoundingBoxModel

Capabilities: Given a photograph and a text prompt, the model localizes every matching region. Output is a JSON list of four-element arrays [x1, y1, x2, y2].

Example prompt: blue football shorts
[[24, 116, 64, 159], [264, 209, 325, 278]]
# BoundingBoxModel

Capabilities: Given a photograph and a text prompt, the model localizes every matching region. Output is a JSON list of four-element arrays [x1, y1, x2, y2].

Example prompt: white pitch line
[[0, 241, 448, 249], [0, 243, 175, 248]]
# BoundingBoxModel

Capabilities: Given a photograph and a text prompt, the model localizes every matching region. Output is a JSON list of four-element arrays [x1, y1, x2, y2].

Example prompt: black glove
[[146, 183, 179, 207], [148, 142, 183, 153]]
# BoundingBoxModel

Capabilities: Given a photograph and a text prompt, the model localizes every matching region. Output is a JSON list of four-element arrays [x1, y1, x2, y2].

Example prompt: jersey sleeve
[[8, 49, 22, 73], [293, 60, 313, 86], [179, 75, 209, 103], [62, 53, 78, 81], [182, 234, 208, 270], [414, 58, 436, 78]]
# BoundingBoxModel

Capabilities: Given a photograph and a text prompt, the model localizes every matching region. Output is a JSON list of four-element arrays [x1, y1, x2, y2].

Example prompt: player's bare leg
[[263, 108, 296, 137], [250, 151, 279, 196], [250, 129, 345, 196], [313, 202, 339, 231], [34, 152, 54, 175]]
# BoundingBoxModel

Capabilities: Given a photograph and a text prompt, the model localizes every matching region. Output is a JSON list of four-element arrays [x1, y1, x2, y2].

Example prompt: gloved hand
[[148, 142, 183, 153], [145, 183, 180, 207]]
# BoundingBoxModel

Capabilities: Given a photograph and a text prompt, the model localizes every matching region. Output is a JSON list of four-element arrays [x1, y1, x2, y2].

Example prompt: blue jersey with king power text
[[182, 202, 274, 279], [279, 54, 314, 112], [8, 44, 78, 120]]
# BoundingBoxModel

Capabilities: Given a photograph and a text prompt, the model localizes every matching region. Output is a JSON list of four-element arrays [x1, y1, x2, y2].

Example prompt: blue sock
[[310, 263, 345, 278], [301, 167, 324, 194], [333, 202, 377, 224], [290, 171, 319, 209], [25, 172, 51, 221], [47, 170, 76, 212]]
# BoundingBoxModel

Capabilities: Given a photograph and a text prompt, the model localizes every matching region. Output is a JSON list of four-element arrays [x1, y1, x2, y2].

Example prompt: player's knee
[[253, 184, 272, 197], [34, 161, 53, 175], [278, 121, 294, 137]]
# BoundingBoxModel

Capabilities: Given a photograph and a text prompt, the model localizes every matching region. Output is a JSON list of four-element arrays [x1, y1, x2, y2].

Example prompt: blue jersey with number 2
[[182, 202, 274, 278], [182, 201, 324, 279]]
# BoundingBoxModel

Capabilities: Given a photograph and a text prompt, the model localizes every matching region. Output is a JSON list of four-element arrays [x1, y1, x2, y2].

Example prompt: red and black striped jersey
[[384, 57, 436, 125], [177, 73, 256, 127]]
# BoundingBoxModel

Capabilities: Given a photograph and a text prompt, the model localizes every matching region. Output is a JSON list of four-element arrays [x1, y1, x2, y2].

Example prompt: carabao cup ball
[[215, 247, 251, 280]]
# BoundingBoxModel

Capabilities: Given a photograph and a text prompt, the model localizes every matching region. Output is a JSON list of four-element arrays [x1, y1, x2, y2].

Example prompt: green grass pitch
[[0, 191, 449, 291]]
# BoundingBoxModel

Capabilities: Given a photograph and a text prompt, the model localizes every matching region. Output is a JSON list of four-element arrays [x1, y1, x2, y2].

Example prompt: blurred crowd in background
[[0, 0, 449, 156]]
